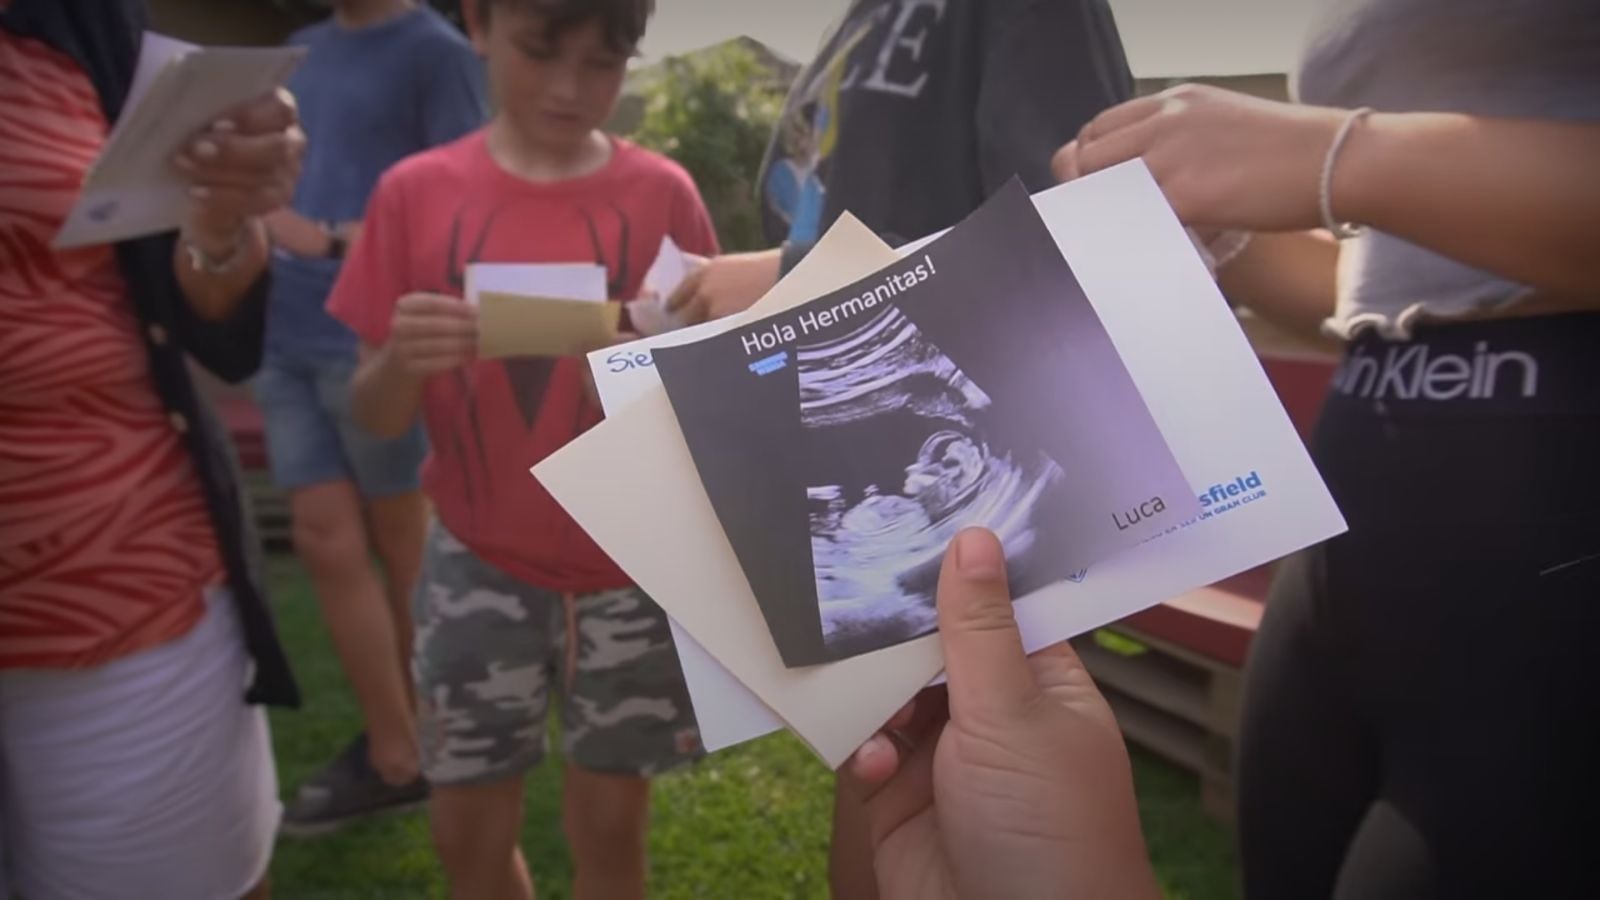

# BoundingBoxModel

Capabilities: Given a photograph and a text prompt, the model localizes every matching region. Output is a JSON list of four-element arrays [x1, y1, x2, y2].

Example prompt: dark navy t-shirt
[[268, 6, 487, 359]]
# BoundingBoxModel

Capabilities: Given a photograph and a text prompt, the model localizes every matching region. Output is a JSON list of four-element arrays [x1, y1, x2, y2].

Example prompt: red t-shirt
[[328, 131, 718, 591]]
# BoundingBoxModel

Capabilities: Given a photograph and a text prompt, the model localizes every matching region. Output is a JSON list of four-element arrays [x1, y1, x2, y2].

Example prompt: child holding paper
[[329, 1, 716, 897]]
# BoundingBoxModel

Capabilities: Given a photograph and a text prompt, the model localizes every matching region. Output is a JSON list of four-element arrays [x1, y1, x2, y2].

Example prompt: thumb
[[937, 528, 1040, 723]]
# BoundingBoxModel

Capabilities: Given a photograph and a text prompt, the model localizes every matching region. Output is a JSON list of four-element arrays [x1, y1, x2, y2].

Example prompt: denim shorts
[[253, 352, 427, 497]]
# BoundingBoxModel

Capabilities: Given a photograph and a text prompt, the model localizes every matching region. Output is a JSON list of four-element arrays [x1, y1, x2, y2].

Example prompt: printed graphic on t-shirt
[[762, 0, 948, 244], [432, 198, 637, 523]]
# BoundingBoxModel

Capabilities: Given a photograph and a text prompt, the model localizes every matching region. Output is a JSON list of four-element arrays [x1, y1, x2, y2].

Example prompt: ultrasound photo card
[[653, 181, 1199, 667]]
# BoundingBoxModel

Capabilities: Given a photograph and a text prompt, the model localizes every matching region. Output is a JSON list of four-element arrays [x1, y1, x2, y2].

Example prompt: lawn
[[265, 555, 1240, 899]]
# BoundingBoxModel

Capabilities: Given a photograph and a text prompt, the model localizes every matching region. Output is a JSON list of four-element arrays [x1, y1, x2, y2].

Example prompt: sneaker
[[279, 733, 429, 838]]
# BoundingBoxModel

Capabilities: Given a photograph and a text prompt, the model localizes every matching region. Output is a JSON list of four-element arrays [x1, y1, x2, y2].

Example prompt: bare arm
[[265, 209, 365, 259], [349, 342, 428, 439], [350, 293, 477, 437], [1217, 230, 1340, 340], [1065, 86, 1600, 307], [1337, 114, 1600, 302]]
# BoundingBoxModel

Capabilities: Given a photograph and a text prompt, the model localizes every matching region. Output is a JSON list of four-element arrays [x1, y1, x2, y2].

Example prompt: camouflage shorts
[[412, 525, 703, 785]]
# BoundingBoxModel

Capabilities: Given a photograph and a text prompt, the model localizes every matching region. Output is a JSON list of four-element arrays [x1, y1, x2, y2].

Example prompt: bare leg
[[291, 481, 418, 785], [562, 763, 650, 900], [364, 490, 429, 708], [431, 778, 535, 900], [830, 775, 881, 900]]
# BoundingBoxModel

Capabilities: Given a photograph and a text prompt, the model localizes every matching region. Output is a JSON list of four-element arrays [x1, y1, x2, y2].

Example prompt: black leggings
[[1237, 314, 1600, 899]]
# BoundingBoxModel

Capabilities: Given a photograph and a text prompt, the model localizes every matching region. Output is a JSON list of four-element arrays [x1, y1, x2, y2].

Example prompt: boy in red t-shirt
[[327, 1, 717, 896]]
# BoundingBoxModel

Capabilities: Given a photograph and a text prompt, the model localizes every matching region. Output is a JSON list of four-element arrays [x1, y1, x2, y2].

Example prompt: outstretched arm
[[1061, 85, 1600, 303]]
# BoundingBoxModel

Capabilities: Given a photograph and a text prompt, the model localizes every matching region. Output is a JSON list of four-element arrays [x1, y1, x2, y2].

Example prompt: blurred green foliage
[[630, 42, 788, 252]]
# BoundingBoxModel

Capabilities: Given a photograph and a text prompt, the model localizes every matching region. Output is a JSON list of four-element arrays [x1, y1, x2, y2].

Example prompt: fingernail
[[953, 528, 1005, 579], [194, 140, 218, 159], [855, 734, 892, 769], [211, 119, 237, 133]]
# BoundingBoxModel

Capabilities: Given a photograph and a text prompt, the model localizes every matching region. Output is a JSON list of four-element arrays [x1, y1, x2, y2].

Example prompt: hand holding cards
[[534, 161, 1346, 766], [55, 33, 305, 248]]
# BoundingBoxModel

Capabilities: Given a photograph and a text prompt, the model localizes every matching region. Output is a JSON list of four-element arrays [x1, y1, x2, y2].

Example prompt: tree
[[630, 42, 789, 252]]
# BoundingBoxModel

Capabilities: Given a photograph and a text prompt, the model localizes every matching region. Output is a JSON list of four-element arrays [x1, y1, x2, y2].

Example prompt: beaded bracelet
[[1320, 106, 1372, 239]]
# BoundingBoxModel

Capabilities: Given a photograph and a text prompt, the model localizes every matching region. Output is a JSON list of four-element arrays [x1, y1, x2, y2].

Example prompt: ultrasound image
[[800, 306, 1075, 658]]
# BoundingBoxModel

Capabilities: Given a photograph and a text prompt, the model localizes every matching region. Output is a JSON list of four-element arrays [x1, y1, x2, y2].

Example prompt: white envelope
[[627, 236, 693, 337], [583, 214, 898, 752], [537, 161, 1346, 767], [55, 33, 306, 248], [465, 262, 607, 306]]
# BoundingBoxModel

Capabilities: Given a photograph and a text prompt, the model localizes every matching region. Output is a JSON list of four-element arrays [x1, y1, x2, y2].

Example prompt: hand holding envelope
[[470, 262, 621, 359]]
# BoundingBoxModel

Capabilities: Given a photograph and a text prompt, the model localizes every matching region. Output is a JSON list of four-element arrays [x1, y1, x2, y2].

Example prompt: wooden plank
[[1101, 688, 1209, 775], [1077, 639, 1211, 729]]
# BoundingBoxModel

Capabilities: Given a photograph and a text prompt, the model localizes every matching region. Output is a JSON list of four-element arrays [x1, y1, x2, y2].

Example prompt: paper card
[[538, 161, 1345, 767], [550, 215, 921, 760], [645, 235, 690, 298], [55, 34, 306, 248], [586, 216, 888, 752], [465, 262, 606, 306], [477, 292, 621, 359], [626, 237, 692, 337], [652, 181, 1198, 668]]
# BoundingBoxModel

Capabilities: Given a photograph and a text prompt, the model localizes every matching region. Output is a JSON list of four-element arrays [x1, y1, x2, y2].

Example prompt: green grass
[[265, 556, 1238, 899]]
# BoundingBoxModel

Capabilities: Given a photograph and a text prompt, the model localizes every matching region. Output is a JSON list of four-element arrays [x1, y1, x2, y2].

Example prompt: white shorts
[[0, 589, 281, 900]]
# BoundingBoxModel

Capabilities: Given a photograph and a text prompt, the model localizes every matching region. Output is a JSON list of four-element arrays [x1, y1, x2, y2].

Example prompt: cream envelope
[[477, 292, 621, 359], [537, 161, 1346, 767], [578, 214, 903, 753]]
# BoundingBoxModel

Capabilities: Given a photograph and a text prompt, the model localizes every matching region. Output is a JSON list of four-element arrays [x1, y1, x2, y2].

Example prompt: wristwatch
[[316, 220, 347, 260]]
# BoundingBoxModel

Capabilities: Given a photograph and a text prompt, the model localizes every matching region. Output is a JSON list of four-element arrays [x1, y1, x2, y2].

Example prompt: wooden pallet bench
[[1077, 568, 1269, 821]]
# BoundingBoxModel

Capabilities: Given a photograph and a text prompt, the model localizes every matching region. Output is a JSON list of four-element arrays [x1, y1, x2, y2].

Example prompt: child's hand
[[389, 292, 478, 377]]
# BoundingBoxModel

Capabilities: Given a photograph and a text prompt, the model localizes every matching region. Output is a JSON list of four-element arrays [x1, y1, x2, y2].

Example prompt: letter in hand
[[174, 87, 306, 248], [847, 528, 1161, 900], [663, 248, 782, 326], [389, 292, 480, 378]]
